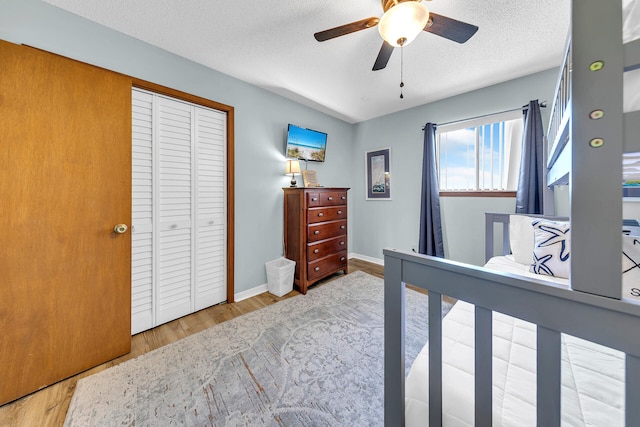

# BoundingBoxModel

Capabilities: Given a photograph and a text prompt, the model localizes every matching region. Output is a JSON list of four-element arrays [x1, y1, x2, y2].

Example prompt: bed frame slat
[[475, 306, 492, 426], [626, 354, 640, 424], [537, 327, 561, 426], [485, 212, 510, 262], [429, 292, 443, 426], [384, 256, 405, 426]]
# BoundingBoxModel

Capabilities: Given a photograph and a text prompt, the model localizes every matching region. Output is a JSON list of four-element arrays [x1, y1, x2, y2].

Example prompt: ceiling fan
[[314, 0, 478, 71]]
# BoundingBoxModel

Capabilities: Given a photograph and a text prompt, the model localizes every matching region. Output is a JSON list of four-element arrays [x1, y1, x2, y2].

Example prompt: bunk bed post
[[570, 0, 623, 298], [383, 254, 405, 427]]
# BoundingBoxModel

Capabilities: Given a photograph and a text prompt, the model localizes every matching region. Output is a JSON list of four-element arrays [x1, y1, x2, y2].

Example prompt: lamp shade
[[378, 1, 430, 47], [285, 159, 301, 175]]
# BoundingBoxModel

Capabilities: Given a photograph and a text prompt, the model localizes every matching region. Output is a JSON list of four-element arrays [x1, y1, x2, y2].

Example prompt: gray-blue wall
[[351, 69, 559, 265], [1, 0, 561, 290], [0, 0, 355, 294]]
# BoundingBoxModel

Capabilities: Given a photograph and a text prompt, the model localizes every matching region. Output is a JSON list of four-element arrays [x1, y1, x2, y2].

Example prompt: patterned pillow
[[529, 220, 571, 278], [623, 235, 640, 299]]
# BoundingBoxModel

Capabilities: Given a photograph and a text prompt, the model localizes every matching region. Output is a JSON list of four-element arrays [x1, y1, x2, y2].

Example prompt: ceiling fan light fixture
[[378, 1, 430, 47]]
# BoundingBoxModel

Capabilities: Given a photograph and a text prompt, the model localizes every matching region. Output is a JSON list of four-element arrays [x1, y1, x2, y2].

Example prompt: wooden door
[[0, 41, 132, 405]]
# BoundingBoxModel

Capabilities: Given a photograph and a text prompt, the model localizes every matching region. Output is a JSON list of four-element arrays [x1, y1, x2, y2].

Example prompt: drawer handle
[[312, 197, 318, 201], [337, 210, 342, 215], [328, 197, 333, 201], [314, 230, 320, 235], [340, 241, 345, 245], [340, 257, 346, 262], [340, 225, 345, 229], [341, 196, 346, 200], [318, 213, 324, 217], [314, 266, 320, 272], [171, 224, 178, 229], [313, 249, 319, 254]]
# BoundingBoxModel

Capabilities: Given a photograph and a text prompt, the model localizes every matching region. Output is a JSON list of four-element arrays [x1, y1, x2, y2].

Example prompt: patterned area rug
[[64, 271, 451, 426]]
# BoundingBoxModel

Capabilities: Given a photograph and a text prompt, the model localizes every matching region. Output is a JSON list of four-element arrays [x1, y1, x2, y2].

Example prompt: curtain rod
[[422, 101, 547, 130]]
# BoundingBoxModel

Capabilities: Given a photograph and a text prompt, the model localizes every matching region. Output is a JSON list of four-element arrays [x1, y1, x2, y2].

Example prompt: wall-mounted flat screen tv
[[285, 124, 327, 162]]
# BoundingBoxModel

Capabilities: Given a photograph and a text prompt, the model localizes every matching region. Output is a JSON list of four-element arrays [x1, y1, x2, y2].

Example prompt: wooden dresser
[[283, 187, 349, 294]]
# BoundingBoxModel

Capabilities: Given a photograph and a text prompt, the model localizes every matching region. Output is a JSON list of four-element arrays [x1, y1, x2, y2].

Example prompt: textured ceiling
[[43, 0, 571, 123]]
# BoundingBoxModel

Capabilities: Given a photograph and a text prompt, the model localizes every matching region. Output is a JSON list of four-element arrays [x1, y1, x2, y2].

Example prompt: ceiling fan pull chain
[[400, 45, 404, 99]]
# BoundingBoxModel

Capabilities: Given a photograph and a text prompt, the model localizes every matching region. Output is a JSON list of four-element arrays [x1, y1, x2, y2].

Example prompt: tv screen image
[[286, 124, 327, 162]]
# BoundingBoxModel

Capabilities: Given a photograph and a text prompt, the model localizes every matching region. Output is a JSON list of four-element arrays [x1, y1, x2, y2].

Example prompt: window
[[437, 111, 523, 192]]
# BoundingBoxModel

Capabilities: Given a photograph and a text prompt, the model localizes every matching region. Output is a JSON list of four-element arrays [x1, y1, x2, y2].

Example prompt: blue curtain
[[516, 100, 545, 214], [419, 123, 445, 257]]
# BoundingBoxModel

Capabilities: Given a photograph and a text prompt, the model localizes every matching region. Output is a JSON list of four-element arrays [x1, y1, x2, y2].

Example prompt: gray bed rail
[[383, 248, 640, 426]]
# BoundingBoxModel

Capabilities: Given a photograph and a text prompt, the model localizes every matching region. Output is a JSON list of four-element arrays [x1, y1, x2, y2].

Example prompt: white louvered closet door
[[157, 96, 193, 324], [131, 88, 226, 335], [131, 90, 154, 334], [194, 108, 227, 310]]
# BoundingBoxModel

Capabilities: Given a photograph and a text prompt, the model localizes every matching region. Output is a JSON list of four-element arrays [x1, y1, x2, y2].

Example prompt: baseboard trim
[[235, 284, 268, 302], [348, 253, 384, 266], [235, 255, 384, 301]]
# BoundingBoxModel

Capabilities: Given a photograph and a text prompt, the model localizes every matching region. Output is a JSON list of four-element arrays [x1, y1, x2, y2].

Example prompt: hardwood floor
[[0, 259, 384, 426]]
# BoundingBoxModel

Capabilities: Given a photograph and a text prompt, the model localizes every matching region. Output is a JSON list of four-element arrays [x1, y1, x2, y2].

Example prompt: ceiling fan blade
[[314, 17, 379, 42], [423, 12, 478, 44], [372, 41, 394, 71]]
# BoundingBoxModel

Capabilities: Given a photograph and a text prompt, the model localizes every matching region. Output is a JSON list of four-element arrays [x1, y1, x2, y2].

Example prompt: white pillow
[[529, 219, 571, 279], [509, 215, 535, 265], [623, 234, 640, 299]]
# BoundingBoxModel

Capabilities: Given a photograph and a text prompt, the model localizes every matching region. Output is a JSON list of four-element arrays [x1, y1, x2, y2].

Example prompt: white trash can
[[266, 257, 296, 297]]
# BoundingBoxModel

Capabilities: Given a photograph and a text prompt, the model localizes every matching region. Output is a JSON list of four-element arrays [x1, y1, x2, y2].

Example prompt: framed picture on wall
[[365, 148, 391, 200]]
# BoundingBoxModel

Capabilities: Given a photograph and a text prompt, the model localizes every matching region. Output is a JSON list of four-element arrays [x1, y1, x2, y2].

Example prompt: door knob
[[114, 224, 128, 234]]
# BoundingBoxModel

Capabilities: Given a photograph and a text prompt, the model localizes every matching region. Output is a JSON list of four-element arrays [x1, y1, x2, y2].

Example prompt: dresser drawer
[[307, 191, 348, 207], [307, 235, 347, 262], [307, 251, 348, 281], [307, 206, 347, 224], [307, 220, 347, 242]]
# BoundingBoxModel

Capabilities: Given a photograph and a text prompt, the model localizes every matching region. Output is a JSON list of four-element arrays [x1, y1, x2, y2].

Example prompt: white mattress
[[405, 256, 625, 426]]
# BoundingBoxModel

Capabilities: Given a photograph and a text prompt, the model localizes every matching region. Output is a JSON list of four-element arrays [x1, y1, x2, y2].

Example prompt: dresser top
[[282, 187, 350, 191]]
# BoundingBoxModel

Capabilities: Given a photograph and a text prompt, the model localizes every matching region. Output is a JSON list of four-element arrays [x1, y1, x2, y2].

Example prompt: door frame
[[132, 79, 235, 303]]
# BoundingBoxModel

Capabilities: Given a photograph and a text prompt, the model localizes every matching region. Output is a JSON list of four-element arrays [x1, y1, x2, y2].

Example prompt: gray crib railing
[[383, 248, 640, 427]]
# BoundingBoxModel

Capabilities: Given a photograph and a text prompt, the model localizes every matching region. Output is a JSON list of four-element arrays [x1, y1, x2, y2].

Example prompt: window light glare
[[378, 2, 430, 48]]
